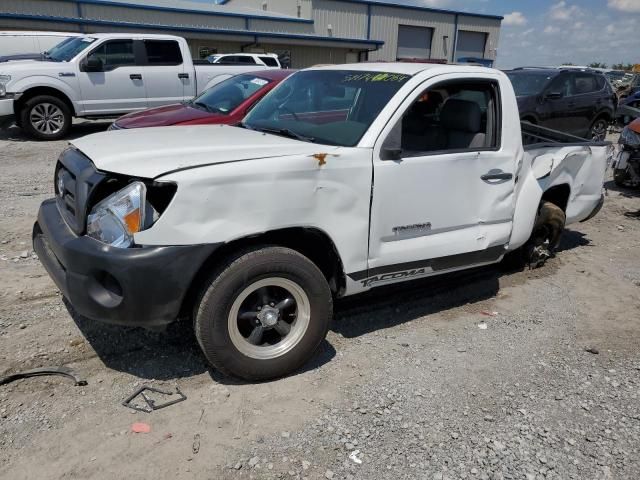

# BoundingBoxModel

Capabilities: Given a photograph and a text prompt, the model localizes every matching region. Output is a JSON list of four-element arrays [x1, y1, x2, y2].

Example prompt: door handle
[[130, 74, 142, 80], [178, 73, 189, 79], [481, 172, 513, 181]]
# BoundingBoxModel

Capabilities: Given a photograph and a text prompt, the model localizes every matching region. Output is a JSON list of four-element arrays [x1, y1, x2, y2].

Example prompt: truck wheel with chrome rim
[[20, 95, 71, 141], [194, 246, 332, 381]]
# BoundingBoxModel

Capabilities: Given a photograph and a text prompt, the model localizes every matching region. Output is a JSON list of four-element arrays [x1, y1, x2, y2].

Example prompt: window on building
[[455, 31, 487, 61], [144, 40, 183, 65], [397, 25, 433, 60]]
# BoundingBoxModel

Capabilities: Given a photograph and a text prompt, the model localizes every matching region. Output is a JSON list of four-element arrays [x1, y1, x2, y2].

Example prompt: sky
[[389, 0, 640, 68], [208, 0, 640, 69]]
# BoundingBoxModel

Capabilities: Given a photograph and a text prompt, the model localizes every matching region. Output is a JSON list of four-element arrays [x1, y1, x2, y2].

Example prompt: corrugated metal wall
[[81, 3, 246, 31], [0, 0, 76, 18], [223, 0, 312, 19], [0, 0, 502, 67], [368, 5, 456, 62], [311, 0, 367, 40]]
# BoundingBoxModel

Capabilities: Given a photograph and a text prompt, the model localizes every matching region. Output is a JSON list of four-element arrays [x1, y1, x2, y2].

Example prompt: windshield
[[47, 36, 96, 62], [506, 71, 555, 96], [243, 70, 412, 147], [192, 74, 273, 114]]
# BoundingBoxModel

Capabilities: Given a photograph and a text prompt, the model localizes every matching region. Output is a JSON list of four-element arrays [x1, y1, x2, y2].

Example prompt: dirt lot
[[1, 123, 639, 480]]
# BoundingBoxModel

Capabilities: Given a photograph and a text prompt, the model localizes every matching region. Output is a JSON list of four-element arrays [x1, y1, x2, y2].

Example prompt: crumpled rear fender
[[509, 144, 609, 251]]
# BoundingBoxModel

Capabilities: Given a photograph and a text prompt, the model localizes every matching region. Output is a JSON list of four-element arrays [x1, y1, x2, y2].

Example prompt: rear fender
[[509, 145, 608, 250]]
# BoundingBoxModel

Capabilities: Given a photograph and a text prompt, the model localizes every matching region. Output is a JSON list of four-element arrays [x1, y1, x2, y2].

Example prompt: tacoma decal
[[361, 267, 432, 287]]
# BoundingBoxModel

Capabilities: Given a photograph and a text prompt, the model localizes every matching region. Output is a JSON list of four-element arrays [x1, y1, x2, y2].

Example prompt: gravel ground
[[0, 124, 639, 480]]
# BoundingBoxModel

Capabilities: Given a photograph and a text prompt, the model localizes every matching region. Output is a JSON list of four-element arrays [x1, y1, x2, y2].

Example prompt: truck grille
[[55, 148, 105, 235]]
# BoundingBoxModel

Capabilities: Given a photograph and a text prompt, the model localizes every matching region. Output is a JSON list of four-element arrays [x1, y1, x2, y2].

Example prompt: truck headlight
[[87, 182, 155, 248], [0, 75, 10, 97]]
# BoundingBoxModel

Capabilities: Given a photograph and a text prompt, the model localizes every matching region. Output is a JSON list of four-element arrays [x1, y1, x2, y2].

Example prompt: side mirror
[[545, 91, 563, 100], [381, 147, 403, 161], [83, 57, 103, 72]]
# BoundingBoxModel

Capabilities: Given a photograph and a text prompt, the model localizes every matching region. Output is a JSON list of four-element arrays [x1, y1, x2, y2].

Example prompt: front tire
[[194, 246, 332, 381], [20, 95, 72, 141], [589, 117, 609, 141]]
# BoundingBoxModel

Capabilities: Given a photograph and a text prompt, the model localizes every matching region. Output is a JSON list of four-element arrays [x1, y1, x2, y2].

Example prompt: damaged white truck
[[33, 64, 609, 380]]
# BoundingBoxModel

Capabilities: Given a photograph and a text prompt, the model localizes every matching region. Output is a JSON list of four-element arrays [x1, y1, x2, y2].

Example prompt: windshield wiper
[[253, 126, 316, 143], [193, 101, 214, 113]]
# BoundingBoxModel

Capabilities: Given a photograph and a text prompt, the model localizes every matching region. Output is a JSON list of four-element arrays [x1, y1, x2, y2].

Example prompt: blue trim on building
[[336, 0, 503, 20], [0, 13, 385, 46], [75, 0, 314, 24]]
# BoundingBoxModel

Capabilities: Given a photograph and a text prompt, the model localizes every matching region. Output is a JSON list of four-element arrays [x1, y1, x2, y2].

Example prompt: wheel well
[[15, 87, 76, 117], [179, 227, 347, 319], [593, 112, 611, 123], [542, 184, 570, 212], [522, 116, 537, 124]]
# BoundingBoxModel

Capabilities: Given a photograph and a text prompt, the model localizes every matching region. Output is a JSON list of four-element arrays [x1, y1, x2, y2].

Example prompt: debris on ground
[[131, 423, 151, 434], [0, 366, 87, 386], [122, 386, 187, 413]]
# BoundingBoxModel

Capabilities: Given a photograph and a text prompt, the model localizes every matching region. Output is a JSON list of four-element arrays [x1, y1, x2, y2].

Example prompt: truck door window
[[396, 80, 500, 156], [87, 40, 135, 70], [143, 40, 183, 66]]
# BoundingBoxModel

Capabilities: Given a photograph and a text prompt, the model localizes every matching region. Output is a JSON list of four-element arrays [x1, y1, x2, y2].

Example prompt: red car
[[110, 69, 295, 130]]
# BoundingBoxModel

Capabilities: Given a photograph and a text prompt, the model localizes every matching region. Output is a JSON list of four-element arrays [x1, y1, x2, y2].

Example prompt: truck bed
[[521, 121, 609, 149]]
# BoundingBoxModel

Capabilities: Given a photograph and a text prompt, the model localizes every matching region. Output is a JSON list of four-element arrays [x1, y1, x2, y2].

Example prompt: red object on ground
[[131, 422, 151, 434], [113, 69, 294, 130]]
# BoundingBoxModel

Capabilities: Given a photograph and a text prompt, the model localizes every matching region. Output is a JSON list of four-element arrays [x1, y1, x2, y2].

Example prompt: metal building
[[0, 0, 502, 68]]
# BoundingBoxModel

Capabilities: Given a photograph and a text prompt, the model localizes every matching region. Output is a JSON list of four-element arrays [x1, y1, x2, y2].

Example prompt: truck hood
[[70, 125, 339, 178], [0, 59, 66, 76]]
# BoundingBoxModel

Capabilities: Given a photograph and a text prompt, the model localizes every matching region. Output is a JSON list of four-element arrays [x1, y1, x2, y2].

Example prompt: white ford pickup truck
[[33, 63, 608, 380], [0, 33, 268, 140]]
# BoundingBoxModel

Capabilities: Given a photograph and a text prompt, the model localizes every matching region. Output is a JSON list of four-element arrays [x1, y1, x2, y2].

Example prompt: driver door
[[77, 39, 147, 115], [366, 75, 516, 287]]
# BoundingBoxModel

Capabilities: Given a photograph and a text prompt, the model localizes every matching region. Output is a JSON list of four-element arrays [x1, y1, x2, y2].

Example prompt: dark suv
[[506, 68, 617, 140]]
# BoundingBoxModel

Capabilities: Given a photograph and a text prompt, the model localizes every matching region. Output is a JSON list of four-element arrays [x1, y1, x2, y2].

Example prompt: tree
[[588, 62, 608, 69]]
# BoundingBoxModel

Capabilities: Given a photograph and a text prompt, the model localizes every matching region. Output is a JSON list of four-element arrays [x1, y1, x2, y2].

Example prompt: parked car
[[206, 53, 281, 68], [0, 33, 270, 140], [33, 64, 608, 380], [110, 69, 294, 130], [0, 31, 81, 62], [506, 67, 616, 140]]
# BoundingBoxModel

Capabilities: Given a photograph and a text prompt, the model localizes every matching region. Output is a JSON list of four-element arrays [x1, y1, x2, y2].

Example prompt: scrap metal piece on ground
[[0, 366, 88, 386], [122, 386, 187, 413]]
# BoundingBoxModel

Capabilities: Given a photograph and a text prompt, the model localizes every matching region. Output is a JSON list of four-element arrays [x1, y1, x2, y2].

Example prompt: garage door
[[456, 30, 487, 61], [397, 25, 433, 60]]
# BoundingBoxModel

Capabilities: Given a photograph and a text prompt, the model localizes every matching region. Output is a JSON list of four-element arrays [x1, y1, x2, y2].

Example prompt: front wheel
[[194, 246, 332, 381], [20, 95, 72, 141], [589, 117, 609, 141]]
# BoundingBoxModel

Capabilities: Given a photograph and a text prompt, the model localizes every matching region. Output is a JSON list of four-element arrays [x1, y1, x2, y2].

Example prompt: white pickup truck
[[0, 33, 268, 140], [33, 63, 609, 380]]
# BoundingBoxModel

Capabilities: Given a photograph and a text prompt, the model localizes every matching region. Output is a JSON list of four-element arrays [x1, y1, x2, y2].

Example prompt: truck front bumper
[[33, 199, 219, 328], [0, 97, 16, 127]]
